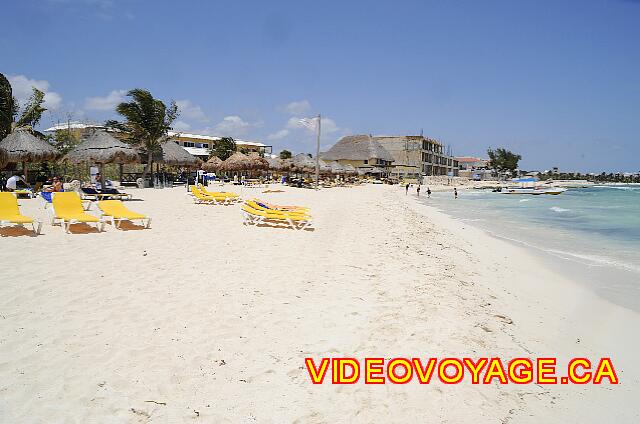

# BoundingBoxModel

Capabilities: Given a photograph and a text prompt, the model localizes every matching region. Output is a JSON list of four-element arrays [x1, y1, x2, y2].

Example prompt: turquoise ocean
[[422, 185, 640, 312]]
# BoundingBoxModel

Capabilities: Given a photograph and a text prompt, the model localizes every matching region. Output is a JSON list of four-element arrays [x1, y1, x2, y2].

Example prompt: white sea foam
[[550, 206, 570, 213], [519, 199, 530, 202]]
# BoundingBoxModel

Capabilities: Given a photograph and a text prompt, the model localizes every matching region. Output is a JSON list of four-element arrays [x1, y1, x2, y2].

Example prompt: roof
[[455, 156, 486, 163], [321, 134, 394, 162], [44, 122, 105, 132], [168, 131, 266, 147]]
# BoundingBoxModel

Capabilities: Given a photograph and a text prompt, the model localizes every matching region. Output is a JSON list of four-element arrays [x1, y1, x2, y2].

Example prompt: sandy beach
[[1, 184, 638, 423]]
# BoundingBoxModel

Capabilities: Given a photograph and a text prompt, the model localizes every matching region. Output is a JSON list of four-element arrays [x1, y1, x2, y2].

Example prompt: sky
[[1, 0, 639, 172]]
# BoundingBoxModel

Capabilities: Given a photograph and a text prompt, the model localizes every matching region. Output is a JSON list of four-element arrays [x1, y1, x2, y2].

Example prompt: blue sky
[[1, 0, 639, 172]]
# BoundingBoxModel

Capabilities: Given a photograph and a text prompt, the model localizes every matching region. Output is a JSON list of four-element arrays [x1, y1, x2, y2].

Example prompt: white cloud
[[8, 74, 62, 110], [267, 129, 290, 141], [84, 89, 126, 111], [286, 116, 339, 133], [281, 100, 311, 116], [175, 100, 208, 123], [320, 117, 339, 134], [172, 120, 191, 131], [212, 115, 252, 137]]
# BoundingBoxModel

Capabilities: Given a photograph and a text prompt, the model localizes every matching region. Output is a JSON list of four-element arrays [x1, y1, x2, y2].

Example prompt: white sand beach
[[1, 184, 638, 423]]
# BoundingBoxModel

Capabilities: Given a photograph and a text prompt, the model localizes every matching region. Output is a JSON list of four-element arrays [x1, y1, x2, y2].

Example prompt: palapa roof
[[266, 157, 293, 171], [0, 127, 59, 163], [160, 140, 202, 168], [321, 134, 394, 162], [202, 155, 222, 172], [247, 152, 269, 170], [343, 163, 357, 174], [62, 129, 138, 165], [329, 161, 346, 174], [292, 153, 316, 171], [317, 159, 331, 173], [220, 151, 252, 171]]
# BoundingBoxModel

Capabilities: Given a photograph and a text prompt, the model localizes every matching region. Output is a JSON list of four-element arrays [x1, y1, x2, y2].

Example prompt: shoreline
[[1, 184, 638, 422]]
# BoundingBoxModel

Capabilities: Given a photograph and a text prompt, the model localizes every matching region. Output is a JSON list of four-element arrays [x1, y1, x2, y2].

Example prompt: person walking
[[427, 187, 431, 198], [405, 183, 410, 195], [416, 185, 421, 197], [454, 188, 458, 199]]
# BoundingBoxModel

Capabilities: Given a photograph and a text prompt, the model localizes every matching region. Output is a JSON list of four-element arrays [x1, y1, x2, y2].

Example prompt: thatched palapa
[[344, 163, 357, 174], [329, 161, 346, 174], [317, 159, 331, 174], [220, 151, 251, 172], [266, 157, 292, 172], [321, 134, 394, 163], [247, 152, 269, 171], [0, 127, 59, 165], [202, 155, 222, 172], [292, 153, 316, 172], [160, 140, 201, 168], [62, 130, 138, 165]]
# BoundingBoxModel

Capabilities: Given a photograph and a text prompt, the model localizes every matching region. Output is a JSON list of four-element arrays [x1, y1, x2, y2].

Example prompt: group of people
[[2, 173, 63, 193], [405, 183, 458, 199], [405, 183, 432, 198]]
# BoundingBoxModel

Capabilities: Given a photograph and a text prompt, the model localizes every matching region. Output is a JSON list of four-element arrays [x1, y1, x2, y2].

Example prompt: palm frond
[[16, 87, 47, 128]]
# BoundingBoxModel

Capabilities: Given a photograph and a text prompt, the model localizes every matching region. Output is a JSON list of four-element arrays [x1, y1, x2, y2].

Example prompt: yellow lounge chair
[[51, 192, 104, 233], [98, 200, 151, 229], [0, 192, 42, 235], [198, 184, 240, 201], [245, 200, 310, 218], [250, 198, 309, 212], [241, 203, 312, 230], [190, 186, 231, 205]]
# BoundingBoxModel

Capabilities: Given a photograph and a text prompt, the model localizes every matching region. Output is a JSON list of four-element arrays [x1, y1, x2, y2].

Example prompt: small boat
[[500, 187, 567, 195], [499, 177, 567, 195]]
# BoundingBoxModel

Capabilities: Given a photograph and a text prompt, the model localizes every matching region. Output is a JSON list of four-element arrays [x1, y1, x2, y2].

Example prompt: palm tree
[[106, 88, 178, 179], [0, 72, 47, 138]]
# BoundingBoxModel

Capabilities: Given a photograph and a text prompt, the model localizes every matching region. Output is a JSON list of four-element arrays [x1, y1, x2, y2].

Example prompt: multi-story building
[[373, 135, 459, 177], [167, 131, 271, 160]]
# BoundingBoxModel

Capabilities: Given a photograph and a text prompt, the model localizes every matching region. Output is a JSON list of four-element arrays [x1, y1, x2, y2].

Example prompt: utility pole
[[315, 113, 321, 190]]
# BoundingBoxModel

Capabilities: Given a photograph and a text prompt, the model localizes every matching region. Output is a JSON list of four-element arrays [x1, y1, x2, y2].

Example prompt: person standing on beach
[[427, 187, 431, 198], [405, 183, 410, 195], [454, 188, 458, 199], [416, 185, 421, 196]]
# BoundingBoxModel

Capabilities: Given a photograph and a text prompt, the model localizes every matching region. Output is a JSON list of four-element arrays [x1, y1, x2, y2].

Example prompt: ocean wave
[[595, 186, 640, 191], [550, 206, 571, 213], [545, 249, 640, 274]]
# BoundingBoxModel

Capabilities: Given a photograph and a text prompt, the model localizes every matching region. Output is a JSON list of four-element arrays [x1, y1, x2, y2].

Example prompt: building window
[[183, 142, 195, 148], [364, 160, 368, 164]]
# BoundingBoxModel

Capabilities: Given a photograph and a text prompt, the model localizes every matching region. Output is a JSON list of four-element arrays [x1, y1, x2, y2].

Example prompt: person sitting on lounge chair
[[6, 173, 29, 192]]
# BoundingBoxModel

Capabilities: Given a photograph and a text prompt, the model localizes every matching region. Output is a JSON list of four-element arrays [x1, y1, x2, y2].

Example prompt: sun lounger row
[[242, 199, 312, 230], [0, 192, 149, 235]]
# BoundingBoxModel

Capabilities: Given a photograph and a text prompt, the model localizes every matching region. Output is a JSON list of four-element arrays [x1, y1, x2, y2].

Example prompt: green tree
[[0, 72, 47, 137], [106, 88, 179, 178], [212, 137, 236, 160], [279, 149, 292, 159], [0, 73, 14, 140], [487, 147, 521, 174]]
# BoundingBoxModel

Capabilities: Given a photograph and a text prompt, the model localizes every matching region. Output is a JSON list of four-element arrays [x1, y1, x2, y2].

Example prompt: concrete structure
[[373, 135, 459, 177]]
